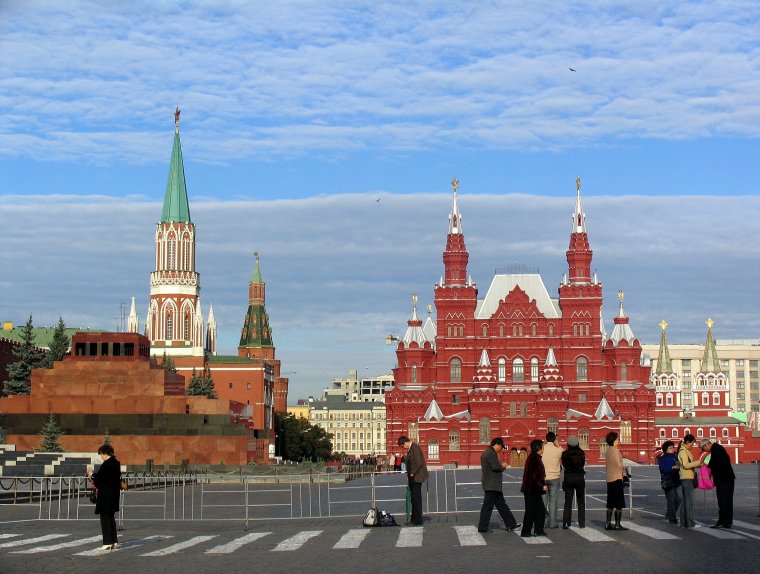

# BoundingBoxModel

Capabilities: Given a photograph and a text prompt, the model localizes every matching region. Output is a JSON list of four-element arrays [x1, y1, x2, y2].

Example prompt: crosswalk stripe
[[141, 535, 217, 556], [0, 534, 68, 549], [206, 532, 271, 554], [75, 535, 172, 556], [568, 526, 615, 542], [453, 525, 486, 546], [694, 525, 743, 540], [0, 535, 20, 541], [514, 531, 552, 544], [397, 527, 423, 547], [623, 521, 680, 540], [12, 536, 101, 554], [272, 530, 322, 552], [333, 528, 371, 549], [733, 520, 760, 532]]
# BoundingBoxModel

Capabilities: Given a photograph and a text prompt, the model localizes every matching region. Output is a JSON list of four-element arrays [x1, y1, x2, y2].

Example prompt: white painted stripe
[[13, 536, 101, 554], [453, 525, 486, 546], [75, 535, 172, 556], [568, 526, 615, 542], [693, 525, 743, 540], [733, 520, 760, 532], [397, 527, 423, 547], [515, 531, 552, 544], [206, 532, 271, 554], [623, 521, 680, 540], [0, 534, 68, 549], [140, 535, 217, 556], [0, 534, 20, 540], [333, 528, 371, 549], [272, 530, 322, 552]]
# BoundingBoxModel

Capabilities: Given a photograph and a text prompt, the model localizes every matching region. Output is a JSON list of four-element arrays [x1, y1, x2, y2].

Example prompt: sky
[[1, 1, 759, 400]]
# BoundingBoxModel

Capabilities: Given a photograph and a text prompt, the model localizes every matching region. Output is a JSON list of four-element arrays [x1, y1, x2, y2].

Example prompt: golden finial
[[451, 177, 459, 194], [427, 304, 433, 315], [174, 106, 181, 133], [254, 251, 259, 261], [617, 290, 624, 301], [576, 176, 581, 193], [659, 320, 668, 331], [706, 317, 714, 329], [411, 293, 418, 304]]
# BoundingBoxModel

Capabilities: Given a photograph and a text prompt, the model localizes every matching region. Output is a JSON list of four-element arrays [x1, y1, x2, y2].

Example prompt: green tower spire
[[700, 318, 722, 373], [655, 320, 672, 374], [160, 107, 191, 223]]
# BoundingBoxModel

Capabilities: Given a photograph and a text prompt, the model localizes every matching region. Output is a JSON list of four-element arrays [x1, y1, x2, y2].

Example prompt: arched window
[[599, 438, 608, 458], [548, 324, 554, 336], [513, 358, 524, 382], [712, 392, 720, 405], [573, 324, 578, 336], [666, 394, 673, 406], [531, 323, 537, 336], [620, 420, 631, 444], [531, 358, 539, 382], [722, 428, 729, 438], [621, 363, 628, 381], [479, 418, 490, 444], [656, 395, 663, 406], [428, 439, 440, 460], [697, 428, 704, 438], [701, 392, 709, 406], [450, 358, 462, 383], [184, 314, 190, 340], [498, 357, 506, 382], [411, 365, 417, 384], [168, 239, 175, 270], [499, 324, 504, 337], [579, 428, 589, 450], [547, 417, 558, 436], [182, 239, 190, 270], [512, 325, 518, 336], [576, 357, 588, 382], [482, 324, 488, 337], [520, 402, 528, 416], [166, 314, 173, 340], [509, 402, 516, 417], [710, 428, 716, 438], [672, 428, 678, 438], [449, 430, 460, 451], [659, 428, 666, 438]]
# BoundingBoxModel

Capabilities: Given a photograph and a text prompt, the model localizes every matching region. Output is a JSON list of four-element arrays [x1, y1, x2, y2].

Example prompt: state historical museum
[[385, 178, 655, 466]]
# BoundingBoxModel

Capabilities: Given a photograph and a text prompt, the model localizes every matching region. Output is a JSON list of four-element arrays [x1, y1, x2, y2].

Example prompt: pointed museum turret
[[651, 320, 680, 416], [693, 318, 729, 416]]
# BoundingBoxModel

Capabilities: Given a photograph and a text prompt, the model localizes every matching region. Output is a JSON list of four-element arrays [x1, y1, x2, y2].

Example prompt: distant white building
[[307, 396, 386, 457], [323, 370, 394, 403]]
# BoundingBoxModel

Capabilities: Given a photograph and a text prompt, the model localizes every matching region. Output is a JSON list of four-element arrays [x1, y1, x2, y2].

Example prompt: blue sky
[[1, 1, 759, 399]]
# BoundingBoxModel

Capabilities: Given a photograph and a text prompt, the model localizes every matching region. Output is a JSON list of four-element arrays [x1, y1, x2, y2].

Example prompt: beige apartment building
[[307, 396, 386, 457], [642, 339, 760, 416]]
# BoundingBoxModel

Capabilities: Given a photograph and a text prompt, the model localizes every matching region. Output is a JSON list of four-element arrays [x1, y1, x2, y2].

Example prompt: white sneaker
[[111, 543, 118, 549], [694, 524, 702, 528]]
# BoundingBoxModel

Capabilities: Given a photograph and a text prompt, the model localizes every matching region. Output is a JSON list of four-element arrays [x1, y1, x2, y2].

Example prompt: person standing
[[86, 443, 121, 550], [398, 435, 428, 526], [658, 441, 682, 524], [604, 431, 629, 531], [520, 439, 547, 538], [477, 437, 521, 533], [701, 439, 735, 529], [677, 434, 701, 528], [561, 435, 585, 529], [542, 432, 563, 529]]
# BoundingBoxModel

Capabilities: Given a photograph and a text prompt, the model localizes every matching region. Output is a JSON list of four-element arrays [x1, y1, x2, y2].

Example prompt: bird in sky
[[376, 198, 381, 203], [569, 67, 576, 72]]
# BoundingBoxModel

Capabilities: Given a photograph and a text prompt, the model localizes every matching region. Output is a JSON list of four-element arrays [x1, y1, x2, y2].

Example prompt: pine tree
[[3, 315, 45, 395], [39, 413, 65, 452], [161, 351, 177, 373], [187, 368, 205, 396], [103, 428, 111, 445], [44, 316, 70, 368], [202, 367, 218, 399]]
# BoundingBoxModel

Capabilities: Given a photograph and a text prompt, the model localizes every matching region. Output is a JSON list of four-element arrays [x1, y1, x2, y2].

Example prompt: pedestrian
[[700, 439, 735, 529], [604, 431, 629, 531], [542, 431, 563, 529], [677, 433, 701, 528], [86, 443, 121, 550], [397, 435, 428, 526], [561, 435, 585, 529], [658, 441, 682, 524], [477, 437, 521, 533], [520, 439, 547, 538]]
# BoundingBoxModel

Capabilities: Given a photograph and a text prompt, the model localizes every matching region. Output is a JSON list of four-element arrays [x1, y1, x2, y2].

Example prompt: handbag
[[660, 478, 674, 490], [89, 488, 98, 504], [697, 466, 715, 490]]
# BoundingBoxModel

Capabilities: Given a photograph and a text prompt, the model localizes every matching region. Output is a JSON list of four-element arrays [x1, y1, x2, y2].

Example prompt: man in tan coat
[[398, 435, 428, 526], [542, 432, 563, 528]]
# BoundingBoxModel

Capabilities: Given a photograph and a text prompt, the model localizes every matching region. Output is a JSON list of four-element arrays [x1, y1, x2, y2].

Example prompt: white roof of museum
[[475, 273, 560, 319]]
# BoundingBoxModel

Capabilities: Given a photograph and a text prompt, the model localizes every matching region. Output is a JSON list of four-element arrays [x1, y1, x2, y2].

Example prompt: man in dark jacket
[[477, 437, 521, 533], [398, 435, 428, 526], [701, 439, 735, 528]]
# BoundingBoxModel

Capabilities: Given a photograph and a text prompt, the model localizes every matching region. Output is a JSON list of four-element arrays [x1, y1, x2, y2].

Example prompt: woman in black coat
[[520, 439, 547, 538], [87, 443, 121, 550]]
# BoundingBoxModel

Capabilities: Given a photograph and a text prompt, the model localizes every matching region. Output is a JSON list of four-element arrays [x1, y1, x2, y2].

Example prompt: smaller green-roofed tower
[[239, 252, 275, 359]]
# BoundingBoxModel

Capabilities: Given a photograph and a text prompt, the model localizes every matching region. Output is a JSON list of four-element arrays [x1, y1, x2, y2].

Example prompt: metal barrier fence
[[1, 467, 655, 528]]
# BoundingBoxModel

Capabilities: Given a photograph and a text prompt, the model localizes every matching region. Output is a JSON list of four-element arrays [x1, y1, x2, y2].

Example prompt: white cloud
[[2, 191, 759, 398]]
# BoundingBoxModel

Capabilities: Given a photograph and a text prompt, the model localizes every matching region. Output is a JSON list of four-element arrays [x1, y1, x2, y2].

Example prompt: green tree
[[103, 428, 111, 445], [3, 315, 45, 395], [43, 316, 70, 368], [275, 412, 333, 462], [187, 367, 217, 399], [160, 351, 177, 373], [39, 413, 65, 452]]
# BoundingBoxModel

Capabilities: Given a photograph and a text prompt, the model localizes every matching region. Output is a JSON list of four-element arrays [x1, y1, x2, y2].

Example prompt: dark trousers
[[408, 477, 423, 525], [663, 485, 682, 522], [100, 512, 118, 545], [562, 474, 586, 527], [521, 493, 545, 536], [478, 490, 518, 531], [715, 479, 734, 526]]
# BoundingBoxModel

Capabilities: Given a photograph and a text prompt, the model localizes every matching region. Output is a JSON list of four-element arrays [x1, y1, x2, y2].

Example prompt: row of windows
[[333, 432, 384, 440], [660, 427, 729, 439], [312, 412, 384, 421], [448, 357, 589, 382], [682, 359, 759, 369]]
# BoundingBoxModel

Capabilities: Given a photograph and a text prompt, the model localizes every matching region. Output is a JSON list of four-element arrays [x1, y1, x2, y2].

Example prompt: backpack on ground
[[377, 510, 397, 526], [363, 507, 379, 527]]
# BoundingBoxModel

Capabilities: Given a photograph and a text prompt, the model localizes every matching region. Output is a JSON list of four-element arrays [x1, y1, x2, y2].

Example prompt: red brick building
[[385, 178, 655, 466]]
